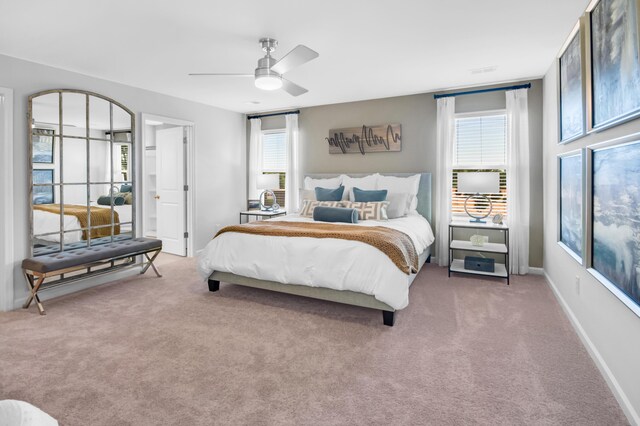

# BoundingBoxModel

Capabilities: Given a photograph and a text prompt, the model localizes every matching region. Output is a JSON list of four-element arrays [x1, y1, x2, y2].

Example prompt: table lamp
[[256, 174, 280, 211], [457, 171, 500, 223]]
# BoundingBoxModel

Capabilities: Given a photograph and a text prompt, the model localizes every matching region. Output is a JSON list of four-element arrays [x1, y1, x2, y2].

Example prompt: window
[[261, 130, 286, 206], [452, 112, 507, 218]]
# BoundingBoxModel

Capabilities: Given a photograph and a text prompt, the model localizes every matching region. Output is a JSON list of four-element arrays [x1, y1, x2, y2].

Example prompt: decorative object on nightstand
[[256, 174, 280, 211], [457, 171, 500, 223], [492, 213, 504, 225], [247, 199, 260, 211], [470, 234, 488, 246], [449, 220, 509, 285]]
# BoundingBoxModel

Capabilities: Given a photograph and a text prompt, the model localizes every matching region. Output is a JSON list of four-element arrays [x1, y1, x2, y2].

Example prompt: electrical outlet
[[575, 275, 580, 295]]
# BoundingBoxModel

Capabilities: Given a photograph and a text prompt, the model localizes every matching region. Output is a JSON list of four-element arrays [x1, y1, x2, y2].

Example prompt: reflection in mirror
[[31, 93, 59, 130], [62, 93, 86, 131], [61, 185, 88, 232], [112, 104, 132, 134], [31, 236, 60, 257], [89, 183, 133, 245], [61, 137, 87, 184], [89, 138, 112, 183], [89, 96, 111, 137], [113, 142, 132, 182], [30, 90, 135, 257], [32, 130, 57, 166], [32, 170, 56, 205]]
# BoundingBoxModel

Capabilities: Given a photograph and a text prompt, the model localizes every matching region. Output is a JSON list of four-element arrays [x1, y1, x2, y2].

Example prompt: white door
[[156, 127, 186, 256]]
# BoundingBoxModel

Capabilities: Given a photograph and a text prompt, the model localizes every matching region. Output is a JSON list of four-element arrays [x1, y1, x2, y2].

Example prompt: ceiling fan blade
[[271, 45, 319, 74], [281, 79, 308, 96], [188, 73, 254, 77]]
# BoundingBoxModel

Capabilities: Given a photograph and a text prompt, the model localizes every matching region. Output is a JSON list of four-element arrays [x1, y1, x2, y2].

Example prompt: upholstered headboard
[[304, 173, 433, 224]]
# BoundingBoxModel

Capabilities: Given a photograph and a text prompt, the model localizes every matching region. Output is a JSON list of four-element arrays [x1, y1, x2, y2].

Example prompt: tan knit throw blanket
[[34, 204, 121, 239], [216, 221, 418, 275]]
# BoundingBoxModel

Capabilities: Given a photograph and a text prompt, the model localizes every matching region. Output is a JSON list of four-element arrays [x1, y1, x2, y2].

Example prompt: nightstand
[[449, 220, 509, 285], [239, 210, 286, 224]]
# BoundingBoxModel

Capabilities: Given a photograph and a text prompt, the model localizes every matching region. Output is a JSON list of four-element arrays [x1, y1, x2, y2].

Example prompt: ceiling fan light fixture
[[255, 74, 283, 90]]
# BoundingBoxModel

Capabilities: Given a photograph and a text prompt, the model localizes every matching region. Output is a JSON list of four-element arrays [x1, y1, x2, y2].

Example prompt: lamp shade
[[256, 174, 279, 190], [457, 172, 500, 194]]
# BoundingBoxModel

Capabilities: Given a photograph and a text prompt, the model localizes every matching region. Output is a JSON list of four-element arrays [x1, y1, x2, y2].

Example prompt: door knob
[[154, 195, 160, 200]]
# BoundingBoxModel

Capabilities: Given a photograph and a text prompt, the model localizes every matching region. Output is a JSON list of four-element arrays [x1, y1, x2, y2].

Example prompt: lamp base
[[469, 218, 487, 224], [464, 193, 493, 224], [259, 189, 276, 211]]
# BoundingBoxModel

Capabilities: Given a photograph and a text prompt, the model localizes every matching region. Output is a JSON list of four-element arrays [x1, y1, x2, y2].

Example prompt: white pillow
[[386, 192, 410, 219], [377, 174, 421, 211], [304, 176, 342, 190], [0, 400, 58, 426], [298, 189, 317, 211], [341, 174, 379, 200]]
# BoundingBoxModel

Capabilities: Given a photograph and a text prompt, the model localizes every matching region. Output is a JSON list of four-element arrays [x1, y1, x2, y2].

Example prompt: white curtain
[[435, 97, 456, 267], [248, 118, 262, 199], [284, 114, 301, 212], [506, 89, 530, 274]]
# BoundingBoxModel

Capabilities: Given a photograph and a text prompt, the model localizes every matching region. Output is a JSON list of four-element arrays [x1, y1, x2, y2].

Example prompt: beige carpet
[[0, 255, 627, 425]]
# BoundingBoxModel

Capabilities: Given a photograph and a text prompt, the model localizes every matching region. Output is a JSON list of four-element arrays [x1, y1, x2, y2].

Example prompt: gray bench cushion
[[22, 238, 162, 273]]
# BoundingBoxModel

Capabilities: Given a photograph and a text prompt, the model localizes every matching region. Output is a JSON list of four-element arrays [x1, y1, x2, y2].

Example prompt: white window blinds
[[452, 112, 508, 218], [261, 131, 286, 173], [454, 114, 506, 167]]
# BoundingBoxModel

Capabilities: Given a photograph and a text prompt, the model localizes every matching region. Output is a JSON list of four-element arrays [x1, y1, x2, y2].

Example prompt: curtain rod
[[433, 83, 531, 99], [247, 110, 300, 120]]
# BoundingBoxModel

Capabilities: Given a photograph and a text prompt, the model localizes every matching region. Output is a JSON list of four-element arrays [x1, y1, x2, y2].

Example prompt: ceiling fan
[[189, 38, 319, 96]]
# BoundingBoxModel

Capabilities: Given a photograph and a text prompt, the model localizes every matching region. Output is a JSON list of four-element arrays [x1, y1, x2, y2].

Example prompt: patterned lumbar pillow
[[343, 201, 390, 221], [299, 200, 343, 217]]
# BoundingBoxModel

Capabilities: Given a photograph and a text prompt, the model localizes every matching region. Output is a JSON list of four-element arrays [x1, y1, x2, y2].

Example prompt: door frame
[[140, 113, 195, 257], [0, 87, 14, 311]]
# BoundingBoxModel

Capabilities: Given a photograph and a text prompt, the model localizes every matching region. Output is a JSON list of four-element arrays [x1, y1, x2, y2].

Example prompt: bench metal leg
[[23, 272, 46, 315], [141, 249, 162, 277]]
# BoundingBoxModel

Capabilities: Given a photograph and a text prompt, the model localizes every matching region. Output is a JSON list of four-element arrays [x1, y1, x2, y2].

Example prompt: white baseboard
[[13, 266, 142, 310], [528, 267, 545, 275], [544, 272, 639, 426]]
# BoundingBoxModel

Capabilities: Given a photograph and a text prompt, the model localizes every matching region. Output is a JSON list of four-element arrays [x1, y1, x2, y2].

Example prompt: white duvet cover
[[197, 213, 435, 310], [34, 205, 132, 243]]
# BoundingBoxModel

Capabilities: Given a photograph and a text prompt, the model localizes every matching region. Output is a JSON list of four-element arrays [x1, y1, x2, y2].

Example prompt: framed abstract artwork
[[33, 169, 54, 205], [558, 151, 583, 262], [32, 128, 54, 163], [590, 138, 640, 316], [589, 0, 640, 130], [558, 29, 585, 143]]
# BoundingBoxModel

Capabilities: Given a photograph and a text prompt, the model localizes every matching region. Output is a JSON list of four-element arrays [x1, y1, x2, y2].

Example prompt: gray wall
[[0, 54, 246, 308], [542, 64, 640, 423], [252, 80, 544, 267]]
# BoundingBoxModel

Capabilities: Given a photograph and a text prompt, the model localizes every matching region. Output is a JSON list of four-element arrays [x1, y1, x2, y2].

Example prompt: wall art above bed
[[326, 123, 401, 155]]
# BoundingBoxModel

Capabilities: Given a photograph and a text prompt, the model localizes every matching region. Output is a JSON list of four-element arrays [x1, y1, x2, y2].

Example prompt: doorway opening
[[141, 114, 195, 257]]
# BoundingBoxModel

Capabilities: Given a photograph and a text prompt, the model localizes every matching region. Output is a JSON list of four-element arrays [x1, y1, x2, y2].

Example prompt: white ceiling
[[0, 0, 589, 113]]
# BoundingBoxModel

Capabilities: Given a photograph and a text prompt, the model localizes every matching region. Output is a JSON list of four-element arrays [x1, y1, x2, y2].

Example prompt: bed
[[33, 204, 132, 243], [198, 173, 434, 326]]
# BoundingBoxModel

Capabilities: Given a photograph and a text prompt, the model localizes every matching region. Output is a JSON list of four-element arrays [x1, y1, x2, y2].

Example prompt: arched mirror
[[29, 90, 135, 256]]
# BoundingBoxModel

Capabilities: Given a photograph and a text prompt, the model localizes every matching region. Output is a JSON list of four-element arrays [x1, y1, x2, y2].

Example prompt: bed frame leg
[[426, 254, 431, 264], [208, 279, 220, 292], [382, 310, 395, 327]]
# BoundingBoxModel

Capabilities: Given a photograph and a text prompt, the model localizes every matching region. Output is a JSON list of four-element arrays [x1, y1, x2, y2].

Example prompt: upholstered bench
[[22, 238, 163, 315]]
